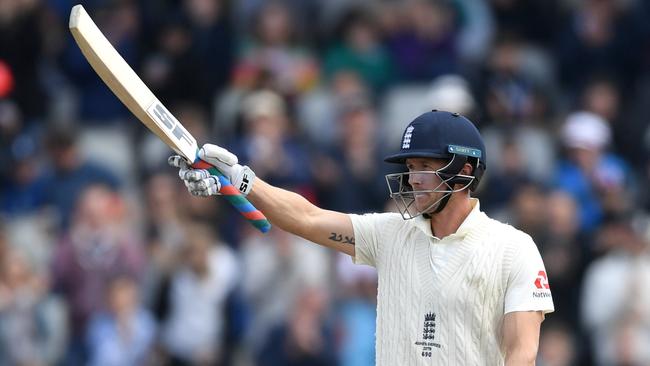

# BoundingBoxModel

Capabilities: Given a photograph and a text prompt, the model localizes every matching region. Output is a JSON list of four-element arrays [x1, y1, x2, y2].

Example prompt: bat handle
[[192, 160, 271, 233]]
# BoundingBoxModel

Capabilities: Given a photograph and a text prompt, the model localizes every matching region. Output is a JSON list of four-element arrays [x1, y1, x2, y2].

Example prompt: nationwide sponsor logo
[[533, 270, 551, 299], [415, 311, 441, 358], [534, 270, 550, 290], [533, 291, 552, 298]]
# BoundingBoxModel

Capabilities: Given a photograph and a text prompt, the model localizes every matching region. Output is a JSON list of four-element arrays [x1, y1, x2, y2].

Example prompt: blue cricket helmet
[[384, 110, 486, 191]]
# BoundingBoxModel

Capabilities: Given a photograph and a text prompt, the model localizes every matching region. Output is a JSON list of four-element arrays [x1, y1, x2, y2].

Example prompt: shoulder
[[481, 215, 537, 251], [349, 212, 405, 232], [349, 211, 403, 223]]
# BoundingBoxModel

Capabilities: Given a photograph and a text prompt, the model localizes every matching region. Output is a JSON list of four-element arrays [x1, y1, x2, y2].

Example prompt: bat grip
[[192, 160, 271, 233]]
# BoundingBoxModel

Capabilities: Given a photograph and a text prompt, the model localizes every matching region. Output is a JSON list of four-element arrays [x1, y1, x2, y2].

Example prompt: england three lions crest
[[415, 311, 441, 358]]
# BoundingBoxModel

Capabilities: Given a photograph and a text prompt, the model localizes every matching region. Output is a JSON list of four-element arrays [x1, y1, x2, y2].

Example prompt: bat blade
[[69, 4, 197, 161], [69, 4, 272, 233]]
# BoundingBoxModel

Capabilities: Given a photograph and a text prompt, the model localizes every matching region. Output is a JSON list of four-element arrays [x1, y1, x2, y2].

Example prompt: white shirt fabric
[[350, 199, 554, 365]]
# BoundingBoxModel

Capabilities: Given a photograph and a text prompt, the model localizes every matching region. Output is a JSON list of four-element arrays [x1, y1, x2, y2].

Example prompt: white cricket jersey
[[350, 199, 554, 365]]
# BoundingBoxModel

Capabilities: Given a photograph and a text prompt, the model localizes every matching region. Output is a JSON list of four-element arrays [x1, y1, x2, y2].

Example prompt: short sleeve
[[504, 236, 555, 315], [349, 213, 393, 268], [349, 213, 380, 267]]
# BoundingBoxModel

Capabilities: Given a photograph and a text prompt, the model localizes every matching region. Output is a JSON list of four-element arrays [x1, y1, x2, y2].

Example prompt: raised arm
[[248, 179, 355, 256], [169, 144, 355, 256]]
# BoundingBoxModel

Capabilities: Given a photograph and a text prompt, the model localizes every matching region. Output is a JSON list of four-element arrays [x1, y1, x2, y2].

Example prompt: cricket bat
[[69, 4, 271, 233]]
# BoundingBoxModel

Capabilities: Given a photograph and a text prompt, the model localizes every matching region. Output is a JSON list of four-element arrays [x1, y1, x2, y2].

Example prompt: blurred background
[[1, 0, 650, 365]]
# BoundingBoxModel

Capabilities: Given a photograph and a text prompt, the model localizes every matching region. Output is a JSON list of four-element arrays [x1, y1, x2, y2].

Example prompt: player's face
[[405, 158, 447, 211]]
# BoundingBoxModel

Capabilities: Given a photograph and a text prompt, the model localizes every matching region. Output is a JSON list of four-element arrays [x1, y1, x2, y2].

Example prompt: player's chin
[[414, 193, 435, 211]]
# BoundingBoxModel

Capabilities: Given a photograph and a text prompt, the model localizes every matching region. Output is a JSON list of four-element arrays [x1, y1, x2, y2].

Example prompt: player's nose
[[408, 172, 422, 187]]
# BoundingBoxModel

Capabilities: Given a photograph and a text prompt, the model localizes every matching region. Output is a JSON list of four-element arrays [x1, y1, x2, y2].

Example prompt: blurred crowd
[[1, 0, 650, 365]]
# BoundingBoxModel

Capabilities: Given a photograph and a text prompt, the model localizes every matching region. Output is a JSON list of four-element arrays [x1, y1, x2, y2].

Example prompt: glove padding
[[168, 144, 255, 197]]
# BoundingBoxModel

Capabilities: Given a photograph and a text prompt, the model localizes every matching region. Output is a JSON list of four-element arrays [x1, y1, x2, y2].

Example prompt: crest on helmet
[[402, 126, 415, 149]]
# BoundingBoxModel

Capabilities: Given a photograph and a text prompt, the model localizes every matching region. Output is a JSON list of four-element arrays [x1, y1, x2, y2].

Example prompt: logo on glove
[[240, 174, 250, 193]]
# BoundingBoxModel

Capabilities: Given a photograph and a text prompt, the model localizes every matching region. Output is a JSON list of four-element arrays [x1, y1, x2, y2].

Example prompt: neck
[[429, 194, 473, 238]]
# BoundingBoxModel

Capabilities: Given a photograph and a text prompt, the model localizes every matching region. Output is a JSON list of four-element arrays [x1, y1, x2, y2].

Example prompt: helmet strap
[[432, 192, 453, 214], [422, 193, 452, 219]]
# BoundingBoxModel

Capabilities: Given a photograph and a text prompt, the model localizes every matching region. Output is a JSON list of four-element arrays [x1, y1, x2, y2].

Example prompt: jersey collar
[[455, 198, 482, 237], [413, 198, 483, 240]]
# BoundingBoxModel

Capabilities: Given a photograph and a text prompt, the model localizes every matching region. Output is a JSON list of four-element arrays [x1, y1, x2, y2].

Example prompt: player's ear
[[461, 162, 474, 176]]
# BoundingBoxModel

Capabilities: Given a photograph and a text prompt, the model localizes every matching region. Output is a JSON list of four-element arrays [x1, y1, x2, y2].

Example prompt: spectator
[[479, 35, 557, 182], [53, 184, 144, 365], [580, 76, 647, 167], [557, 0, 644, 92], [258, 286, 337, 366], [477, 138, 536, 214], [0, 132, 47, 216], [61, 1, 140, 122], [161, 222, 239, 365], [335, 254, 376, 366], [86, 275, 157, 366], [427, 74, 477, 117], [40, 126, 121, 229], [312, 97, 389, 213], [0, 246, 68, 366], [453, 0, 495, 65], [232, 0, 319, 96], [324, 8, 394, 94], [297, 69, 371, 148], [142, 0, 234, 108], [0, 100, 24, 188], [553, 111, 632, 234], [490, 0, 562, 47], [233, 90, 313, 192], [383, 0, 459, 82], [140, 173, 186, 315], [581, 218, 650, 366], [536, 321, 577, 366], [539, 191, 585, 327], [241, 228, 331, 350], [479, 34, 554, 127]]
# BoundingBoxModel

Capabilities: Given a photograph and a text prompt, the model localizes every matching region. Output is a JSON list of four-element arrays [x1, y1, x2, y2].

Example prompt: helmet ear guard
[[469, 158, 485, 191], [437, 154, 484, 192]]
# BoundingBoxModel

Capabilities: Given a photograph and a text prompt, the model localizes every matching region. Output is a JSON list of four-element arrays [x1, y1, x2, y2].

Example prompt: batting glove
[[168, 144, 256, 197]]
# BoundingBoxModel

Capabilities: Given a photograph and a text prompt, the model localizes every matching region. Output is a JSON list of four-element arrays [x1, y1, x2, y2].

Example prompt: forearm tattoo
[[329, 232, 355, 245]]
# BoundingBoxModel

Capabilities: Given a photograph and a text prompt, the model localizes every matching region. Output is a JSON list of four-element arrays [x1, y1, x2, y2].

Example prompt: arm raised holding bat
[[171, 111, 554, 365], [68, 4, 270, 233], [169, 144, 357, 256]]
